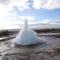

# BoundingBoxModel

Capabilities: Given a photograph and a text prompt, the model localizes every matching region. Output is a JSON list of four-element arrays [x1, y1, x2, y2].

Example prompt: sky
[[0, 0, 60, 29]]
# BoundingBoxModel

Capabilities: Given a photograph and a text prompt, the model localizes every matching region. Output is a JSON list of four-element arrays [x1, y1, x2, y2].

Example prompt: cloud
[[0, 0, 30, 23], [0, 0, 10, 5], [37, 19, 60, 24], [0, 0, 60, 17], [32, 0, 60, 9], [0, 4, 7, 16], [19, 16, 35, 21], [32, 0, 45, 9], [0, 0, 60, 29], [0, 0, 60, 15], [9, 15, 35, 23], [0, 0, 30, 13], [0, 15, 35, 29], [0, 20, 21, 29], [32, 19, 60, 29], [46, 20, 60, 24], [31, 19, 60, 25], [6, 0, 29, 11]]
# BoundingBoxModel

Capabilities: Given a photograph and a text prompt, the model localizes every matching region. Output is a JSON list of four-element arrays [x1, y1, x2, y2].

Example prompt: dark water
[[39, 36, 60, 48], [0, 34, 60, 60]]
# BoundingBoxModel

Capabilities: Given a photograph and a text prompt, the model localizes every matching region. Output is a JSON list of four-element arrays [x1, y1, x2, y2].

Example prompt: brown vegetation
[[34, 28, 60, 33], [0, 28, 60, 37]]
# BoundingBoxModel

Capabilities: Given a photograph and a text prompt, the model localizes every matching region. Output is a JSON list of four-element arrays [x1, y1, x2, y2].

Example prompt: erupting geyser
[[12, 19, 45, 46]]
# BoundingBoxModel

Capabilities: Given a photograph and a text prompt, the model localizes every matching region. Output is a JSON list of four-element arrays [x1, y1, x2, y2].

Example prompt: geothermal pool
[[0, 33, 60, 48], [0, 34, 60, 60]]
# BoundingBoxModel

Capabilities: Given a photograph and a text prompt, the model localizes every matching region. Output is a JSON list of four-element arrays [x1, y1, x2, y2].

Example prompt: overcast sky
[[0, 0, 60, 29]]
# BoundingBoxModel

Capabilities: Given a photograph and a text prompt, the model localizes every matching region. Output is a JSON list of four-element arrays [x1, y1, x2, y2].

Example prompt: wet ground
[[0, 33, 60, 60]]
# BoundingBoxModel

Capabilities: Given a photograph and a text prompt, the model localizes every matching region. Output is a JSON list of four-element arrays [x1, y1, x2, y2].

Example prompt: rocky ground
[[0, 47, 60, 60], [0, 33, 60, 60]]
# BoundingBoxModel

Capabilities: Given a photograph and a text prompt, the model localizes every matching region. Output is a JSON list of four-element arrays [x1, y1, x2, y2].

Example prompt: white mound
[[12, 29, 40, 45], [12, 19, 44, 45]]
